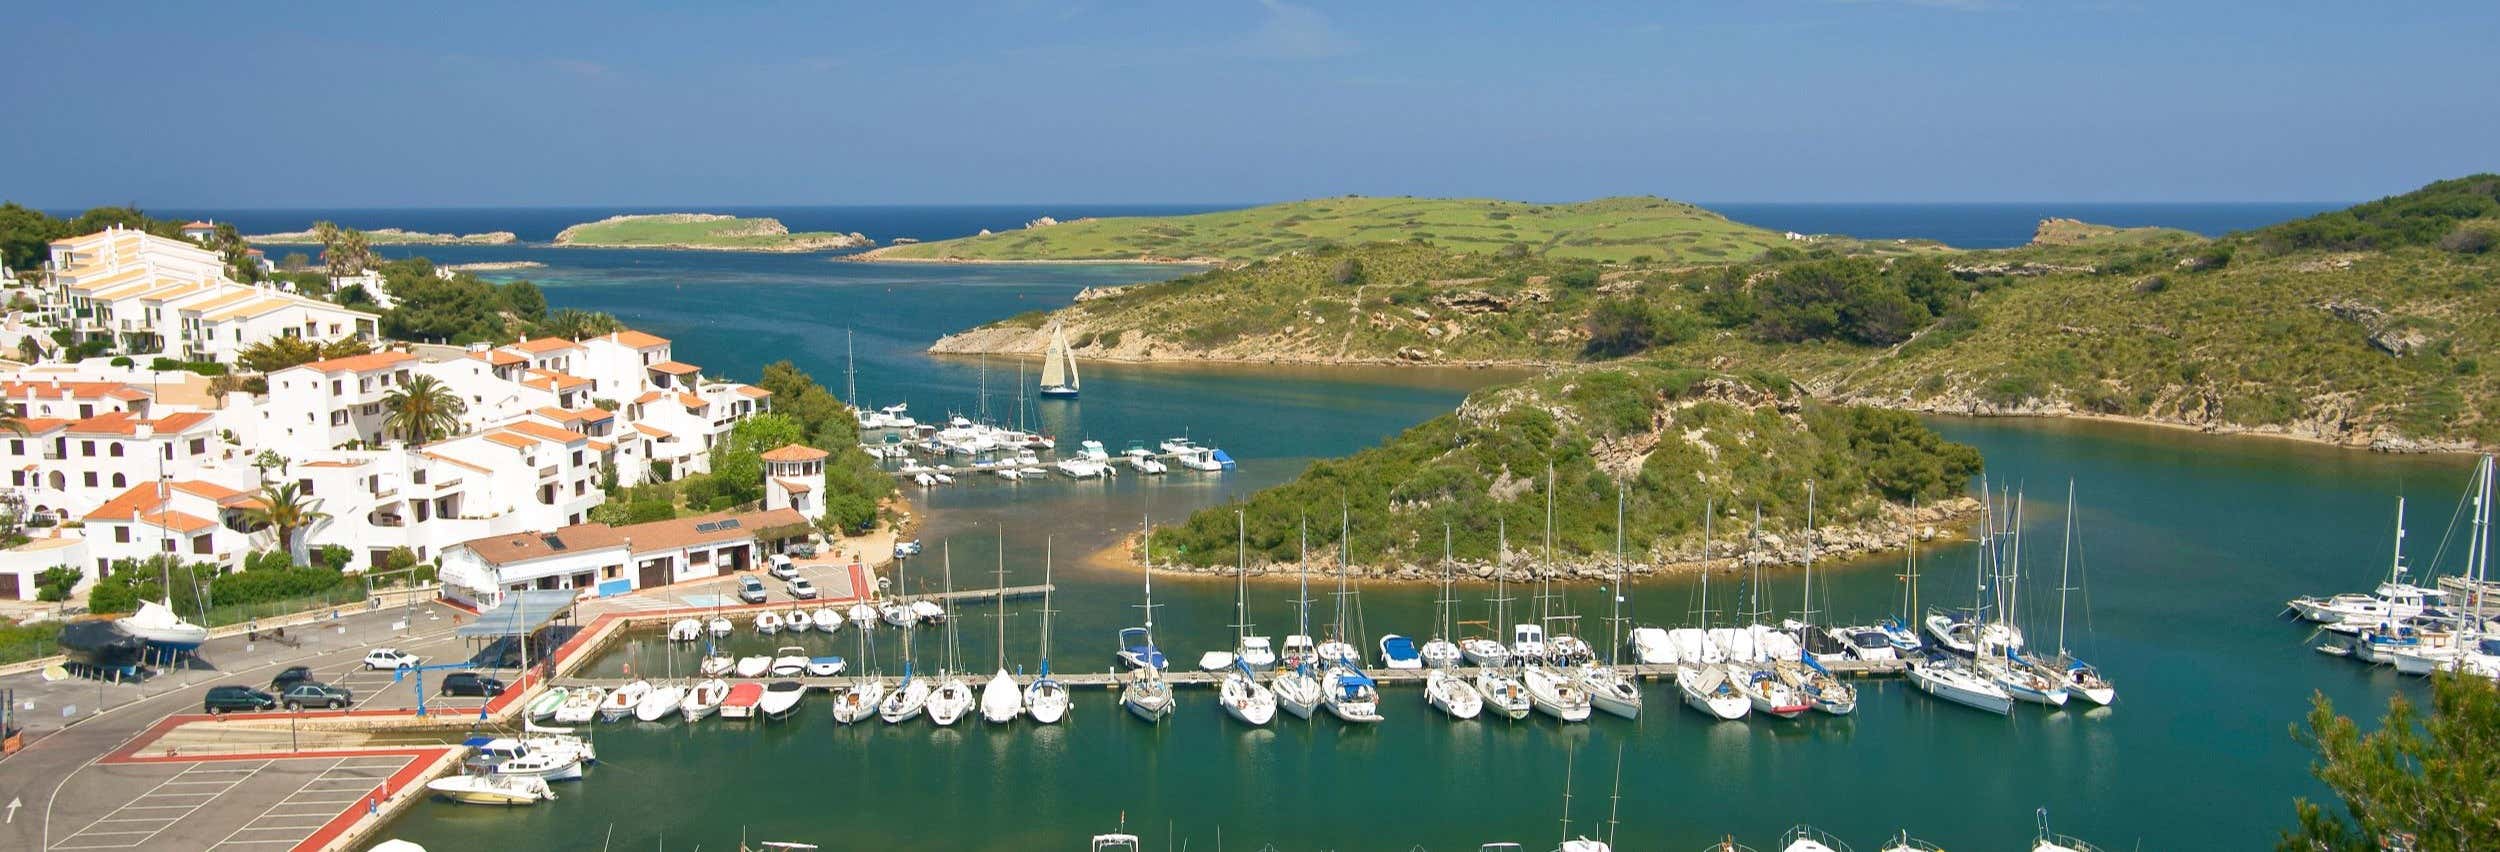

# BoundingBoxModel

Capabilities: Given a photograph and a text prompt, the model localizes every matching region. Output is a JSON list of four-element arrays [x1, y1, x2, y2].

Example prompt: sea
[[139, 202, 2431, 850]]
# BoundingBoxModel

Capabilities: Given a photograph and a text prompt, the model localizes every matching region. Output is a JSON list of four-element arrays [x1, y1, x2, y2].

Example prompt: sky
[[6, 1, 2496, 208]]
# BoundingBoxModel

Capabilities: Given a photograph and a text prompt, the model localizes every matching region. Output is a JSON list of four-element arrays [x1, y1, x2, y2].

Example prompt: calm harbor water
[[288, 204, 2448, 849]]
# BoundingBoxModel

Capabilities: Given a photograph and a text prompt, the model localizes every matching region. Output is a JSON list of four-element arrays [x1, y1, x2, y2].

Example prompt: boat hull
[[1909, 666, 2013, 715], [1039, 386, 1078, 399]]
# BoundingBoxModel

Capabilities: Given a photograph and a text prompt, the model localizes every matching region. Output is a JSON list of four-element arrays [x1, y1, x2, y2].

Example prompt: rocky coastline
[[551, 213, 872, 252], [247, 227, 517, 245]]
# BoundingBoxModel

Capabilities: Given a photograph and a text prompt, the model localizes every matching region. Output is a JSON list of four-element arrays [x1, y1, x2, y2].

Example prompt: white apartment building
[[81, 480, 265, 573], [45, 227, 377, 363], [256, 351, 421, 448], [3, 410, 225, 520]]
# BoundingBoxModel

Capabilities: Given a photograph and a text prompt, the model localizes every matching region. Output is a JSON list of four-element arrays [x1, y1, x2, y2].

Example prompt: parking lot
[[46, 752, 426, 851]]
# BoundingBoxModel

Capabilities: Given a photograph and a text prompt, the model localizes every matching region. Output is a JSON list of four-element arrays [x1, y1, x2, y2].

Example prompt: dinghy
[[523, 686, 570, 721], [784, 608, 813, 634], [707, 616, 733, 637]]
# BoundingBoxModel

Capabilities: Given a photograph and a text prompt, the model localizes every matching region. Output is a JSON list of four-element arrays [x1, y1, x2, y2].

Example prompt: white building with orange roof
[[80, 480, 265, 572], [760, 444, 831, 515], [5, 410, 225, 519], [42, 227, 376, 363], [254, 350, 419, 448], [0, 377, 154, 420], [498, 337, 581, 374], [574, 329, 675, 399]]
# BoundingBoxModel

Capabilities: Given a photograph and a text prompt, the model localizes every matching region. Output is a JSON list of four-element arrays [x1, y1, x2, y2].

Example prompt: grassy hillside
[[1149, 364, 1982, 574], [866, 196, 1943, 264], [552, 214, 870, 251]]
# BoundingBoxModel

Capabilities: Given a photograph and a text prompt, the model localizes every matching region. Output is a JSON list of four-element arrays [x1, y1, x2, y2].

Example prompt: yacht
[[2031, 809, 2108, 852], [1676, 664, 1750, 721], [758, 680, 807, 720], [1728, 663, 1809, 719], [1426, 668, 1483, 720], [1511, 623, 1552, 666], [1236, 635, 1277, 668], [1779, 825, 1854, 852], [1320, 664, 1384, 723], [1629, 627, 1676, 665], [2288, 498, 2448, 624], [461, 737, 584, 782], [832, 676, 884, 725], [1907, 655, 2014, 715], [1038, 324, 1081, 398], [1219, 662, 1278, 727], [1122, 444, 1167, 474], [425, 773, 554, 806], [1522, 664, 1592, 722], [879, 669, 931, 724], [1776, 658, 1857, 715], [1122, 529, 1176, 723], [1282, 634, 1318, 668], [1116, 627, 1168, 671], [1472, 666, 1532, 720]]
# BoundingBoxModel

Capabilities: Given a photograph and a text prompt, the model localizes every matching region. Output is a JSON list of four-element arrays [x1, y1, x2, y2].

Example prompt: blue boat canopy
[[1381, 636, 1419, 659]]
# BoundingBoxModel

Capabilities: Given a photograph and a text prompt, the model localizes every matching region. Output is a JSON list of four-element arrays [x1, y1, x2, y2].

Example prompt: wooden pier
[[560, 659, 1904, 693]]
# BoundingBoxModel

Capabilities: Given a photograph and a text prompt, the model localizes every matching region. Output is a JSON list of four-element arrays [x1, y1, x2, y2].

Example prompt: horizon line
[[26, 199, 2356, 213]]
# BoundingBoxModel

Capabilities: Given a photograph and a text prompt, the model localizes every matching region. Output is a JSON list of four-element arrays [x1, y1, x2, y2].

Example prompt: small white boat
[[848, 603, 880, 628], [1522, 665, 1591, 722], [523, 686, 570, 721], [1728, 663, 1809, 719], [1419, 636, 1463, 669], [463, 737, 584, 782], [635, 681, 688, 722], [1829, 625, 1898, 662], [1196, 651, 1236, 672], [1173, 446, 1226, 471], [909, 600, 946, 624], [668, 619, 702, 642], [1314, 637, 1360, 668], [116, 600, 209, 651], [1473, 669, 1533, 720], [1054, 458, 1108, 479], [551, 687, 605, 725], [1025, 673, 1070, 724], [880, 600, 918, 628], [1377, 634, 1423, 670], [926, 675, 974, 726], [832, 677, 886, 725], [979, 669, 1024, 724], [681, 679, 730, 721], [735, 655, 773, 678], [1574, 664, 1642, 720], [1629, 627, 1678, 665], [707, 616, 733, 637], [698, 656, 736, 678], [1907, 656, 2014, 715], [1123, 447, 1167, 474], [784, 608, 813, 633], [425, 773, 553, 806], [720, 682, 765, 719], [1272, 667, 1324, 720], [1780, 825, 1854, 852], [1510, 623, 1551, 666], [1676, 664, 1749, 721], [758, 680, 807, 720], [879, 676, 931, 724], [755, 612, 783, 635], [598, 680, 649, 722], [994, 467, 1023, 481], [806, 656, 847, 677], [814, 606, 845, 634], [1425, 668, 1481, 720], [1219, 666, 1277, 727], [1236, 636, 1277, 669], [1120, 672, 1174, 723], [769, 646, 812, 677], [1282, 634, 1318, 668], [1459, 637, 1513, 668], [1321, 665, 1384, 724]]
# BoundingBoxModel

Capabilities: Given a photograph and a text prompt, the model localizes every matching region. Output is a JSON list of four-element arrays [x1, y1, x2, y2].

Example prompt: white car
[[767, 554, 799, 580], [784, 577, 819, 600], [363, 648, 422, 670]]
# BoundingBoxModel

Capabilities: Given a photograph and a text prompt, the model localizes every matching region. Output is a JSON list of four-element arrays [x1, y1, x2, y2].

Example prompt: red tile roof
[[295, 351, 415, 374], [760, 445, 829, 463]]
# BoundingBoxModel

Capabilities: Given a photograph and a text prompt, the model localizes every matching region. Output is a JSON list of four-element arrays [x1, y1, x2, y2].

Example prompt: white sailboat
[[879, 560, 930, 724], [1678, 505, 1750, 721], [1421, 524, 1466, 669], [1219, 511, 1277, 727], [636, 680, 688, 722], [598, 680, 649, 722], [1523, 662, 1592, 722], [1025, 538, 1071, 724], [1121, 520, 1177, 723], [681, 679, 729, 721], [1780, 483, 1856, 716], [2041, 480, 2118, 704], [1576, 490, 1644, 720], [833, 595, 885, 724], [2288, 497, 2449, 624], [979, 531, 1024, 724], [1273, 519, 1326, 720], [1426, 667, 1483, 720], [1038, 323, 1080, 399], [668, 618, 702, 642], [925, 544, 974, 727], [1463, 520, 1517, 668]]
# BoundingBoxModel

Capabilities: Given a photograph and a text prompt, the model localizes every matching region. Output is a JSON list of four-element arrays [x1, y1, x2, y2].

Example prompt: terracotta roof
[[62, 410, 214, 436], [775, 478, 814, 494], [293, 351, 415, 374], [170, 481, 246, 501], [422, 451, 494, 474], [456, 508, 808, 567], [521, 370, 589, 391], [1, 381, 149, 402], [504, 421, 588, 444], [760, 444, 829, 463], [470, 350, 527, 367], [12, 417, 69, 434], [735, 386, 771, 398], [632, 423, 673, 438], [678, 393, 707, 410], [587, 439, 614, 452], [481, 432, 538, 450], [633, 391, 665, 405], [647, 361, 700, 375], [605, 330, 670, 349], [532, 406, 614, 425], [509, 337, 580, 355], [82, 483, 221, 533]]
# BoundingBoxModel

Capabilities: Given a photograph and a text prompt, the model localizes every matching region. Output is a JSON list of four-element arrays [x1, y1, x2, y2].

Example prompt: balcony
[[538, 466, 559, 479]]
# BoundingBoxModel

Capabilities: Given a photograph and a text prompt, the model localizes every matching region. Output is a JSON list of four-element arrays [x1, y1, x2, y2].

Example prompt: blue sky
[[6, 1, 2495, 207]]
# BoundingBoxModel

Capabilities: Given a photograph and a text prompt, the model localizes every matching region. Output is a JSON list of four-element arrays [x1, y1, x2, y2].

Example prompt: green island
[[1144, 363, 1983, 575], [246, 226, 517, 245], [947, 175, 2500, 455], [855, 195, 1947, 265], [551, 213, 872, 251]]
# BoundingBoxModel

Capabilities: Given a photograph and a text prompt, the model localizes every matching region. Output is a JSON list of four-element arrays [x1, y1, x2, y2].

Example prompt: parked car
[[439, 672, 507, 697], [203, 685, 277, 715], [784, 577, 819, 600], [269, 666, 315, 692], [736, 575, 769, 604], [281, 682, 353, 710], [363, 648, 422, 670], [767, 553, 799, 580]]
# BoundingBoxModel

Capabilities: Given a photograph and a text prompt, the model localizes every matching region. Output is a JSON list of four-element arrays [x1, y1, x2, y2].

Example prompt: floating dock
[[560, 659, 1904, 693]]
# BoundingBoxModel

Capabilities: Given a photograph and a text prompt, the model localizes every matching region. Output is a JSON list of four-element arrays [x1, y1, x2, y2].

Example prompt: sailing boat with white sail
[[925, 544, 974, 726], [1038, 323, 1081, 399], [1421, 524, 1466, 669], [1025, 537, 1071, 724], [1219, 512, 1278, 727], [980, 529, 1024, 724], [2038, 481, 2118, 704], [1471, 520, 1533, 720]]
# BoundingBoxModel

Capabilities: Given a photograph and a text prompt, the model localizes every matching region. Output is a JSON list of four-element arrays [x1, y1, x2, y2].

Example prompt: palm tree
[[382, 374, 467, 445], [244, 481, 328, 565]]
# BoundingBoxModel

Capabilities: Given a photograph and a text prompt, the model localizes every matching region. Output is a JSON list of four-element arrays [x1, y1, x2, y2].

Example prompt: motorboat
[[1877, 831, 1947, 852], [1173, 446, 1228, 471], [769, 647, 812, 677], [1676, 664, 1749, 721], [1629, 627, 1677, 665], [1272, 665, 1324, 719], [1158, 436, 1197, 454], [806, 656, 847, 677], [1123, 445, 1167, 474], [1728, 663, 1809, 719], [462, 737, 584, 782], [1876, 617, 1923, 655], [1196, 651, 1236, 672], [425, 773, 554, 806], [699, 656, 736, 678], [1779, 825, 1853, 852], [1321, 665, 1384, 723], [1314, 636, 1361, 668], [735, 655, 773, 678], [668, 619, 702, 642], [635, 681, 688, 722], [1459, 636, 1512, 668], [1116, 627, 1169, 670], [879, 673, 931, 724], [719, 682, 765, 719], [1054, 457, 1109, 479], [681, 679, 729, 721], [755, 611, 783, 635], [1829, 625, 1898, 662], [1219, 663, 1277, 727], [1378, 634, 1423, 670], [832, 677, 885, 725], [980, 669, 1024, 723], [116, 600, 209, 652], [1473, 668, 1533, 721], [1548, 633, 1596, 665], [758, 680, 807, 720], [523, 687, 570, 721], [1573, 663, 1642, 719], [1281, 634, 1317, 668], [1522, 665, 1592, 722], [517, 727, 596, 765], [1906, 655, 2013, 715], [925, 674, 973, 726], [551, 687, 605, 725], [1121, 669, 1175, 723], [1510, 623, 1551, 665], [2032, 810, 2108, 852], [1236, 635, 1277, 668], [1669, 628, 1725, 665], [598, 680, 650, 722], [1425, 668, 1482, 720]]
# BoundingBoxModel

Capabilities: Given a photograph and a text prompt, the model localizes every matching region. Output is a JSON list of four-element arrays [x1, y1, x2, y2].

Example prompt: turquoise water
[[368, 241, 2468, 850]]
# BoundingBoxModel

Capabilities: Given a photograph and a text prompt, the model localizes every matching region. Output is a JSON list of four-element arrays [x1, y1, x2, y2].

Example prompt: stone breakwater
[[1122, 497, 1982, 583]]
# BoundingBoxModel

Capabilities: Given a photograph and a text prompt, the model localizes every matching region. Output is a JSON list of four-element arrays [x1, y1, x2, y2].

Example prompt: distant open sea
[[138, 201, 2339, 250]]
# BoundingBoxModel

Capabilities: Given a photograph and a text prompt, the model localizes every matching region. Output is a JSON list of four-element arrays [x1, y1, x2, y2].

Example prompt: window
[[330, 380, 342, 395], [108, 443, 122, 457], [571, 450, 582, 466], [188, 438, 205, 454], [330, 410, 348, 426], [79, 441, 93, 457], [602, 565, 622, 580], [114, 527, 129, 543], [110, 473, 124, 488], [298, 479, 313, 495], [690, 550, 711, 566], [573, 480, 585, 496], [193, 535, 211, 555], [8, 440, 19, 455], [78, 404, 92, 418], [82, 472, 96, 487], [161, 539, 175, 553]]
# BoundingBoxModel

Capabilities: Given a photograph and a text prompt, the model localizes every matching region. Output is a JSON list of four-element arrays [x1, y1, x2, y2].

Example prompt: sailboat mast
[[2390, 497, 2409, 584], [996, 525, 1007, 671], [1802, 480, 1817, 629], [942, 542, 956, 676], [1040, 537, 1053, 667], [1297, 517, 1311, 640], [1903, 497, 1919, 624], [2057, 480, 2076, 658], [1441, 523, 1455, 641], [1542, 463, 1555, 629], [1747, 504, 1764, 625], [1235, 510, 1248, 646], [1610, 487, 1625, 667], [844, 328, 857, 408], [1700, 498, 1714, 630]]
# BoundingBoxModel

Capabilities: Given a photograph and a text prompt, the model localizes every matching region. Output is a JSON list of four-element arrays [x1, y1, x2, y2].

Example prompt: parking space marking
[[203, 754, 417, 852], [52, 760, 272, 850]]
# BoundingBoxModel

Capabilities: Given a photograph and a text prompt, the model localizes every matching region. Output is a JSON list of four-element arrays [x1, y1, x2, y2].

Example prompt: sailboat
[[2383, 456, 2496, 676], [1539, 468, 1597, 666], [1219, 511, 1278, 727], [980, 529, 1024, 724], [1522, 480, 1592, 723], [1776, 482, 1857, 715], [1038, 323, 1080, 399], [2288, 496, 2449, 625], [879, 562, 931, 724], [117, 599, 209, 652], [831, 607, 884, 725], [1315, 510, 1362, 668], [2039, 481, 2117, 704], [1908, 488, 2016, 715], [925, 544, 974, 726], [1576, 489, 1644, 720], [1981, 493, 2067, 708], [1025, 537, 1071, 724], [1121, 524, 1176, 723], [1679, 500, 1751, 721], [1272, 518, 1327, 720], [1421, 524, 1466, 669], [1472, 520, 1533, 720], [1874, 500, 1926, 656]]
